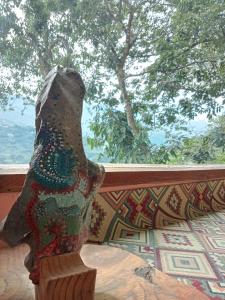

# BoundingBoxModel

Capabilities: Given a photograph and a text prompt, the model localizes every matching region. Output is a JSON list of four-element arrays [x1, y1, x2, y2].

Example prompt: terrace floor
[[0, 241, 210, 300], [106, 210, 225, 300]]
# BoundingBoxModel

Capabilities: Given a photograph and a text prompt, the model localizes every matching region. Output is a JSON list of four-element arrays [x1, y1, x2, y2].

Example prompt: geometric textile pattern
[[156, 186, 187, 220], [100, 190, 131, 210], [208, 281, 225, 295], [104, 210, 225, 300], [89, 179, 225, 243], [156, 249, 218, 280], [89, 194, 115, 243], [200, 234, 225, 253], [154, 230, 204, 251], [108, 218, 150, 245], [87, 180, 225, 299], [189, 183, 212, 212], [155, 217, 191, 231], [213, 181, 225, 205], [121, 189, 155, 229], [90, 199, 106, 237]]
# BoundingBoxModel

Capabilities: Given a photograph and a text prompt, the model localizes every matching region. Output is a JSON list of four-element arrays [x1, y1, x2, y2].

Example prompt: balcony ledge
[[1, 163, 225, 193]]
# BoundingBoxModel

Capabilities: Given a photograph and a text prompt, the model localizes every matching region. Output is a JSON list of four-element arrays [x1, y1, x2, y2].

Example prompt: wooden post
[[35, 252, 96, 300]]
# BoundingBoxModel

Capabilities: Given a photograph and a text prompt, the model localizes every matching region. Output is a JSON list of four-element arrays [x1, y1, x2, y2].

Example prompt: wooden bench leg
[[34, 252, 97, 300]]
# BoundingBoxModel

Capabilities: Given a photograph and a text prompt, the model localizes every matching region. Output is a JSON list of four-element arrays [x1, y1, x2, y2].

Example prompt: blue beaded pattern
[[31, 123, 77, 189]]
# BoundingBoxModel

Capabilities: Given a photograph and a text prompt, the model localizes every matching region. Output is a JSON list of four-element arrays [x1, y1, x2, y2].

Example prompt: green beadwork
[[31, 123, 77, 189]]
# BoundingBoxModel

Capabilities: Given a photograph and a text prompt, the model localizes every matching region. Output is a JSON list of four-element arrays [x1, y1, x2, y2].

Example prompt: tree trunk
[[38, 61, 51, 78], [117, 67, 139, 137]]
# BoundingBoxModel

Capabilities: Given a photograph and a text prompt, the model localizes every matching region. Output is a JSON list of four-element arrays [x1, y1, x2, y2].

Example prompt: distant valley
[[0, 121, 103, 164], [0, 99, 208, 164]]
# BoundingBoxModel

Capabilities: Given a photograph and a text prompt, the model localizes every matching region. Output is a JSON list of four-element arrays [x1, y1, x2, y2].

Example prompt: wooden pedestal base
[[35, 252, 96, 300], [0, 241, 210, 300]]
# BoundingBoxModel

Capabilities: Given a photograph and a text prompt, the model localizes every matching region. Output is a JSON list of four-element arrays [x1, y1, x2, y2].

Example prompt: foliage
[[1, 0, 225, 163], [0, 0, 79, 107], [87, 109, 176, 163], [169, 115, 225, 164], [75, 0, 185, 162], [173, 135, 215, 164], [208, 115, 225, 152], [149, 0, 225, 120]]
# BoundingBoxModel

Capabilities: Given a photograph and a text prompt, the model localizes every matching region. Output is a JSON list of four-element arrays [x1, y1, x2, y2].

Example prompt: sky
[[0, 97, 91, 128]]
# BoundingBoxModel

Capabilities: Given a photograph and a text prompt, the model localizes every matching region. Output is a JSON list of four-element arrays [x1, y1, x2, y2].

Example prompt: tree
[[207, 115, 225, 151], [75, 0, 174, 162], [1, 0, 225, 163], [148, 0, 225, 120], [0, 0, 79, 107], [168, 114, 225, 164], [180, 135, 215, 164], [1, 0, 171, 162]]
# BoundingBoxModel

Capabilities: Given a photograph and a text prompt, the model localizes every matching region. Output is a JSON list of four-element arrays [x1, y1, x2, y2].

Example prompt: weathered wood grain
[[35, 252, 96, 300]]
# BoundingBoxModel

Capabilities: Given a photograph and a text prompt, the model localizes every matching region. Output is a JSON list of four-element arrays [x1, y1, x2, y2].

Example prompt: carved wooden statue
[[0, 66, 104, 296]]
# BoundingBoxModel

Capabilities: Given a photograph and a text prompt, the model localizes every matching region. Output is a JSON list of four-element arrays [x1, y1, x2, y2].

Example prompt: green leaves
[[167, 114, 225, 164], [1, 0, 225, 164], [149, 0, 225, 120], [0, 0, 81, 107]]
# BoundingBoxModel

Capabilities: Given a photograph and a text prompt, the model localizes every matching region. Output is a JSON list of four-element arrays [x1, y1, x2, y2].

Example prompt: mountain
[[0, 98, 91, 128], [0, 98, 208, 164], [0, 98, 105, 163], [0, 122, 35, 164], [0, 120, 105, 164], [149, 119, 208, 146]]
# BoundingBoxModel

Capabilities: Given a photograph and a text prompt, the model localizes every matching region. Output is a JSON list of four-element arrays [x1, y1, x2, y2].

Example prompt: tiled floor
[[106, 210, 225, 300]]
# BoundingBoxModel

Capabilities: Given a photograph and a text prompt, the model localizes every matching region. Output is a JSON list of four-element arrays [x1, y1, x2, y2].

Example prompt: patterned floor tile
[[208, 281, 225, 295], [200, 234, 225, 253], [216, 212, 225, 222], [139, 245, 154, 254], [209, 252, 225, 276], [156, 249, 218, 280], [197, 213, 222, 222], [189, 219, 225, 235], [191, 279, 225, 300], [105, 207, 225, 299], [154, 229, 204, 251]]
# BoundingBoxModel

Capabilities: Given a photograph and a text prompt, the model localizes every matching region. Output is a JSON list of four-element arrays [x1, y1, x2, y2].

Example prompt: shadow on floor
[[95, 293, 120, 300]]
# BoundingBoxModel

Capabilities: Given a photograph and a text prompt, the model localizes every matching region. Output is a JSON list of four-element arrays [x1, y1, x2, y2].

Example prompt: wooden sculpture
[[0, 66, 104, 298]]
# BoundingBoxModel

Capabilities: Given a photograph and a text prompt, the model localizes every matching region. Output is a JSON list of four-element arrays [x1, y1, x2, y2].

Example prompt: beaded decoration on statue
[[31, 122, 77, 189]]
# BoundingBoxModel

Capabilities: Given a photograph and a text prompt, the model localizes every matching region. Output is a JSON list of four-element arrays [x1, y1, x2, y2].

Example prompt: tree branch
[[116, 66, 139, 136], [104, 0, 126, 31], [125, 69, 151, 78], [120, 9, 136, 66], [161, 59, 224, 74]]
